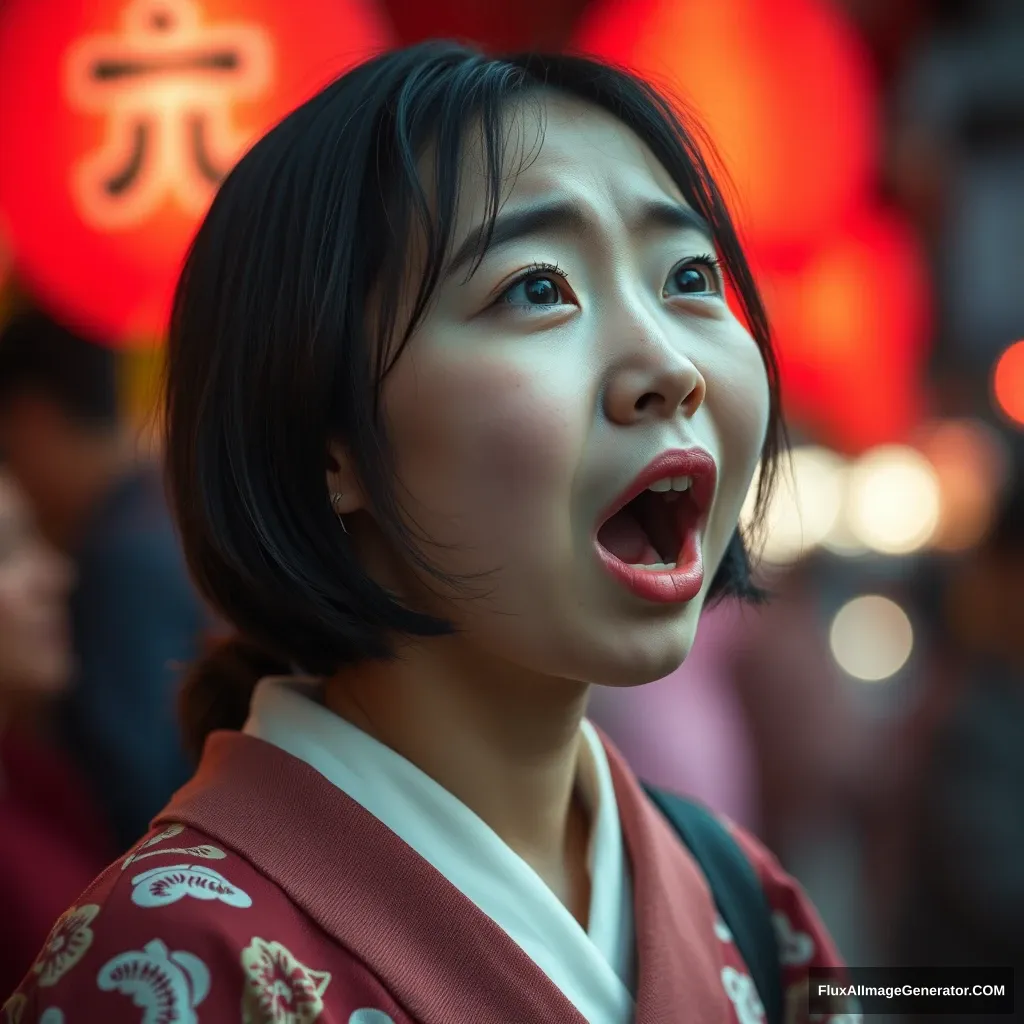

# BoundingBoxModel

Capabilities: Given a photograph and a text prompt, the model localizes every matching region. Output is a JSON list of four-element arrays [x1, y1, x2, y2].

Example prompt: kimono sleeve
[[2, 822, 418, 1024], [1, 894, 246, 1023], [726, 820, 862, 1024]]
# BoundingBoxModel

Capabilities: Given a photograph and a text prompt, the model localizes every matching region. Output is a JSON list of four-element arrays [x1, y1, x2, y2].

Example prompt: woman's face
[[372, 95, 770, 687], [0, 472, 74, 701]]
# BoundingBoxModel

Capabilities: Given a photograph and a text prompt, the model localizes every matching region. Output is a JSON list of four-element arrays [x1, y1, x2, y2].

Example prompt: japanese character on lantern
[[64, 0, 273, 230]]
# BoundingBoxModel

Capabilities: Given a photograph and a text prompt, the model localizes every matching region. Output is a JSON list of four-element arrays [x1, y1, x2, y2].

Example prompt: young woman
[[5, 42, 854, 1024]]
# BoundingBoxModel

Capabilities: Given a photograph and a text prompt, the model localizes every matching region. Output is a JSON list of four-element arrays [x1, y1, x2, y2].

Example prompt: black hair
[[167, 41, 785, 758], [0, 308, 119, 428]]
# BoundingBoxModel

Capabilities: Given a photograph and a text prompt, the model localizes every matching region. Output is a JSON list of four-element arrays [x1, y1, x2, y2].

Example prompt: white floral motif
[[241, 937, 332, 1024], [785, 980, 810, 1024], [33, 904, 100, 986], [348, 1012, 395, 1024], [97, 939, 210, 1024], [130, 863, 253, 909], [785, 979, 861, 1024], [122, 824, 185, 868], [722, 966, 766, 1024], [2, 994, 26, 1024], [773, 911, 816, 966], [786, 979, 837, 1024], [714, 917, 734, 942], [123, 825, 227, 870], [39, 1010, 65, 1024], [128, 843, 228, 867]]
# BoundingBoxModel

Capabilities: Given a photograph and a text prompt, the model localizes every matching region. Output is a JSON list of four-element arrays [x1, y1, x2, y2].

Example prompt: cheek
[[705, 342, 771, 506], [385, 350, 581, 547]]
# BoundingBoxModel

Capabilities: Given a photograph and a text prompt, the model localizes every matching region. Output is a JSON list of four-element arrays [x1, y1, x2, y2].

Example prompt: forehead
[[457, 92, 688, 227]]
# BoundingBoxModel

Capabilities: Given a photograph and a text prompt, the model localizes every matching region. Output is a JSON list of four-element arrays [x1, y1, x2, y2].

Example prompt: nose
[[602, 323, 707, 426]]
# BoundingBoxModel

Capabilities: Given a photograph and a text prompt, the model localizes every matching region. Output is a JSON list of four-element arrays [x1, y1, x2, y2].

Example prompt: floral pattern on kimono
[[30, 905, 99, 987], [5, 822, 423, 1024], [5, 729, 855, 1024], [240, 937, 331, 1024]]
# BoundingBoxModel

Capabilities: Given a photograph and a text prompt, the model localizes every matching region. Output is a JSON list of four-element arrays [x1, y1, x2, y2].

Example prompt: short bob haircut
[[167, 41, 785, 756]]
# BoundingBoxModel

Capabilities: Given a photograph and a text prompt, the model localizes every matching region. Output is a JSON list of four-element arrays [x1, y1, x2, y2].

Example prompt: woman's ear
[[326, 441, 367, 515]]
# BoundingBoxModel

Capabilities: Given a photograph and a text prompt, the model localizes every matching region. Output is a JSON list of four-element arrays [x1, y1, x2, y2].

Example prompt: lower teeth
[[628, 561, 677, 571]]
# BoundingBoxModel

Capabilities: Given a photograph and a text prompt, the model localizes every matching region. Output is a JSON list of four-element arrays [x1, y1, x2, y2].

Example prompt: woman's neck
[[324, 635, 594, 922]]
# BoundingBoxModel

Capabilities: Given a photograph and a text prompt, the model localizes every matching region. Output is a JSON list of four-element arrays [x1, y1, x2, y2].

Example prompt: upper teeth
[[647, 476, 692, 493]]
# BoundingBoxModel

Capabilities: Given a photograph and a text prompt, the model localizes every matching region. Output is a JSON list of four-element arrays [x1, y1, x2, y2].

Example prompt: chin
[[568, 609, 702, 689]]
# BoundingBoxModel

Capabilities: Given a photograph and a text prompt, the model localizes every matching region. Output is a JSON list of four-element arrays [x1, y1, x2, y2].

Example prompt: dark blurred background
[[0, 0, 1022, 1012]]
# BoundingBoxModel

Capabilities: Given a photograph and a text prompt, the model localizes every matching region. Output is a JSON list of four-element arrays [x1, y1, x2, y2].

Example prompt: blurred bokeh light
[[916, 418, 1009, 552], [992, 339, 1024, 427], [829, 594, 914, 682], [844, 445, 941, 556]]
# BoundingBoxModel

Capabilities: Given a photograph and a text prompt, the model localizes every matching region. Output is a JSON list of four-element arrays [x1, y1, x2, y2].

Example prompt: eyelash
[[494, 254, 724, 310], [675, 254, 724, 293], [500, 262, 568, 295]]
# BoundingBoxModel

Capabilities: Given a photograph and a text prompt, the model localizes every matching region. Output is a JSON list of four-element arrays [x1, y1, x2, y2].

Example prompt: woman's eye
[[665, 257, 722, 297], [501, 269, 568, 308]]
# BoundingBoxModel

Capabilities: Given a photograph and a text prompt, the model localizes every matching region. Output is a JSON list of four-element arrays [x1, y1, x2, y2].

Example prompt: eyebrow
[[447, 197, 715, 278]]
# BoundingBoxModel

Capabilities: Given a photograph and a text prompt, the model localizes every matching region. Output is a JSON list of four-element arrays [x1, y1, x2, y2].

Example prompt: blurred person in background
[[0, 308, 209, 851], [593, 557, 879, 966], [729, 559, 879, 969], [587, 599, 760, 832], [729, 561, 871, 867], [0, 466, 113, 997], [897, 480, 1024, 1006]]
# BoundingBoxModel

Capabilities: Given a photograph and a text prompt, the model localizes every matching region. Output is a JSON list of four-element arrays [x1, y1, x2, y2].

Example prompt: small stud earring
[[330, 492, 349, 535]]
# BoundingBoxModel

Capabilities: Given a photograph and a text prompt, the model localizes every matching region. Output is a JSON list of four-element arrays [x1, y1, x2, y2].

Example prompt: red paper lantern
[[574, 0, 877, 262], [758, 206, 931, 452], [0, 214, 11, 293], [0, 215, 13, 323], [0, 0, 391, 347], [385, 0, 591, 52]]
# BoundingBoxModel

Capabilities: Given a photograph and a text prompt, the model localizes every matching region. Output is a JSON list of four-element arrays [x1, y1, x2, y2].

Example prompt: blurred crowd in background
[[1, 0, 1023, 1014]]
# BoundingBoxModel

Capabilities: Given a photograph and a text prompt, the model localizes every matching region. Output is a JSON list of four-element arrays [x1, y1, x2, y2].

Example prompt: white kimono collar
[[243, 676, 636, 1024]]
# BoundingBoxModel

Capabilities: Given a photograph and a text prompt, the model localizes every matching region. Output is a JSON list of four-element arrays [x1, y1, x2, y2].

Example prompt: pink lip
[[593, 448, 717, 605]]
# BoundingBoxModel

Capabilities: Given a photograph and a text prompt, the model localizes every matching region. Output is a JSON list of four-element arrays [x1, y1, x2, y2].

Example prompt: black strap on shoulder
[[643, 784, 783, 1024]]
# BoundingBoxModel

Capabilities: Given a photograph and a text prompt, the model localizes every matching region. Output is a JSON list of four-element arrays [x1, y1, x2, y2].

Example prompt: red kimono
[[4, 728, 853, 1024]]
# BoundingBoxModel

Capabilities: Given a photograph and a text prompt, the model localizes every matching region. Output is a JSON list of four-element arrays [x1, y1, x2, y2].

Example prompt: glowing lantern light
[[830, 595, 913, 682], [0, 0, 392, 346], [0, 216, 13, 325], [574, 0, 876, 258], [821, 516, 868, 558], [0, 214, 12, 291], [993, 340, 1024, 427], [845, 445, 941, 556], [741, 445, 847, 565], [0, 216, 10, 287], [761, 207, 931, 452], [917, 418, 1009, 552]]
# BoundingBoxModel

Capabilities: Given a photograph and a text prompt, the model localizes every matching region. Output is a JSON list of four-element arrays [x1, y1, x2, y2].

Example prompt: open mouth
[[596, 478, 700, 569]]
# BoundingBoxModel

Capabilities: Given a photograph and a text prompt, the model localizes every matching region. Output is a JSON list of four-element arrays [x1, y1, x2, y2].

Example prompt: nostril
[[634, 392, 658, 412]]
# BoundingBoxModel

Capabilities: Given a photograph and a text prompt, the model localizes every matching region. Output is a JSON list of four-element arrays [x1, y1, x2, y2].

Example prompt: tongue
[[597, 508, 661, 565]]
